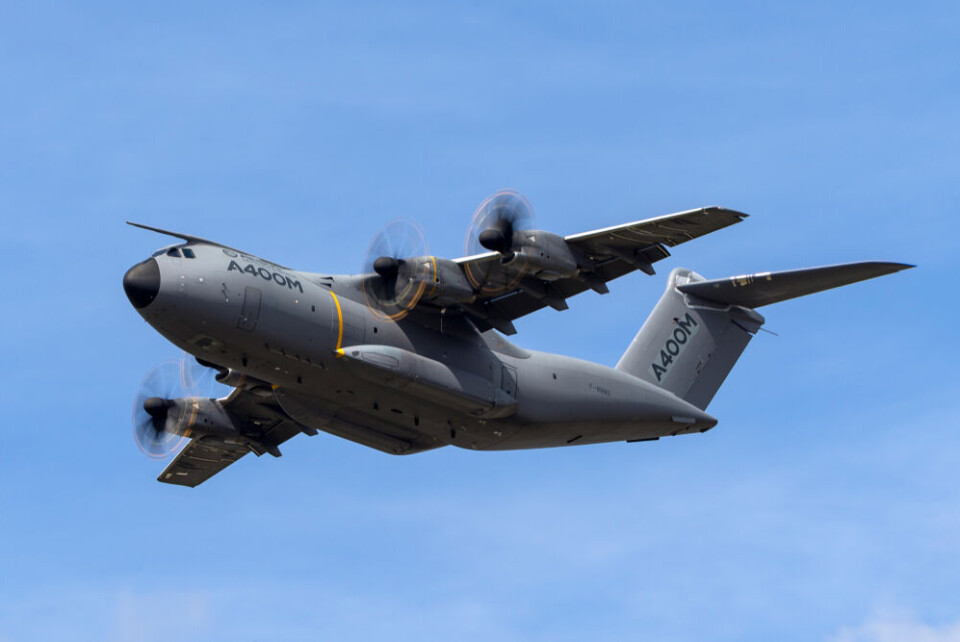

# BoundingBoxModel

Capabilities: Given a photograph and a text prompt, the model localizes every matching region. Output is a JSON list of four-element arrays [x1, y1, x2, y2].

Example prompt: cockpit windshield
[[150, 245, 196, 259]]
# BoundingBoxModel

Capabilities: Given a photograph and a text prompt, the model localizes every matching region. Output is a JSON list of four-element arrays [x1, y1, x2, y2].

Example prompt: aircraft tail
[[615, 262, 912, 410]]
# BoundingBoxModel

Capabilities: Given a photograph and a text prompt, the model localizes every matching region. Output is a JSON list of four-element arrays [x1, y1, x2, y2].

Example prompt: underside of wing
[[447, 206, 747, 332], [157, 437, 252, 488], [157, 384, 308, 487]]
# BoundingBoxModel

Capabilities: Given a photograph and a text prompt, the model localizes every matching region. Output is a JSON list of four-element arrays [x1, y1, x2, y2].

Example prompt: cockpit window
[[182, 248, 196, 259], [166, 248, 182, 258]]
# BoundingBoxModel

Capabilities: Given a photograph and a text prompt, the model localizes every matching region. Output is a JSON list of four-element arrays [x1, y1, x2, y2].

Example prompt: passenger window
[[167, 248, 182, 258], [182, 248, 196, 259]]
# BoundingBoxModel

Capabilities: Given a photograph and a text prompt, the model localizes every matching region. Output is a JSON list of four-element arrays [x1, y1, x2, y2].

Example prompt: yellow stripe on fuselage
[[429, 256, 438, 297], [329, 290, 344, 357]]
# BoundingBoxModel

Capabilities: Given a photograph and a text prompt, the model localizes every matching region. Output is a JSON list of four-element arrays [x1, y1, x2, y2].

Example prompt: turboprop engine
[[140, 396, 243, 443], [497, 230, 579, 281]]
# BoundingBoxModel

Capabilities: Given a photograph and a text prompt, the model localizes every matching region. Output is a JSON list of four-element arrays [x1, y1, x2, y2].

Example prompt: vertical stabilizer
[[616, 268, 764, 410]]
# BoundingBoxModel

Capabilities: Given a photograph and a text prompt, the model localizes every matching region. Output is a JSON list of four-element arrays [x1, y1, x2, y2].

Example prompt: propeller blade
[[361, 218, 430, 321], [464, 189, 536, 292], [131, 355, 229, 460]]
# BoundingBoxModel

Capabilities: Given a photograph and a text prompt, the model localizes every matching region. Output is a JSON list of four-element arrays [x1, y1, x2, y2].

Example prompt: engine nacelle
[[416, 256, 477, 306], [162, 397, 242, 440], [501, 230, 579, 281]]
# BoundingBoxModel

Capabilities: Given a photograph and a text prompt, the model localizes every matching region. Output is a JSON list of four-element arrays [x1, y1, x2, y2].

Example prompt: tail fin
[[616, 262, 912, 410]]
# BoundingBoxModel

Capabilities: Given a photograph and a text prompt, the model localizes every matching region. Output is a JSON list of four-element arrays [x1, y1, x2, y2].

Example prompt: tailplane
[[616, 262, 912, 410]]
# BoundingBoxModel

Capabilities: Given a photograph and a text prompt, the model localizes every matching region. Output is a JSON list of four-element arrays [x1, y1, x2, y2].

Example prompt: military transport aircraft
[[123, 190, 911, 487]]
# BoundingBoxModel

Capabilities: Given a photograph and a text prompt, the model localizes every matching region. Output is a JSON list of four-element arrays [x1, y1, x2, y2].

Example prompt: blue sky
[[1, 2, 958, 640]]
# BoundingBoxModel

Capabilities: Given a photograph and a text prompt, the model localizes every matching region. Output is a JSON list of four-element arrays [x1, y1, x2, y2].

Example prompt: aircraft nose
[[123, 258, 161, 309]]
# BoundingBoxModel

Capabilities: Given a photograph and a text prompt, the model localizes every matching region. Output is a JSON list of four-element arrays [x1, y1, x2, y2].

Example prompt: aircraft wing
[[452, 206, 747, 334], [157, 384, 305, 488]]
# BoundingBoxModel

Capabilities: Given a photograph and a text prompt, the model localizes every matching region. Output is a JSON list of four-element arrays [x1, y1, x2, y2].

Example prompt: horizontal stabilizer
[[676, 262, 913, 308]]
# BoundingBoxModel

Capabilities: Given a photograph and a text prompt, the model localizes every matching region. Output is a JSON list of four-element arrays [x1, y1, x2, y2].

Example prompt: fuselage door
[[238, 286, 262, 330]]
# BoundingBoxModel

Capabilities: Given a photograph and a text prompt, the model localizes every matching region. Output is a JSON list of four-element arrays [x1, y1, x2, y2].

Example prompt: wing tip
[[855, 261, 916, 274], [706, 206, 749, 220]]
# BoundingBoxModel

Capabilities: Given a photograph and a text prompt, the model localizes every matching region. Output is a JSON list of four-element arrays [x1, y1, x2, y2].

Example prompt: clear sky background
[[1, 2, 958, 641]]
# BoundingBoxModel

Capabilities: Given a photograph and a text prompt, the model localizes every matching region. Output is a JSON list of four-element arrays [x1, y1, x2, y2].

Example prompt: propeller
[[361, 218, 431, 321], [131, 355, 229, 460], [465, 189, 535, 256], [463, 189, 536, 292]]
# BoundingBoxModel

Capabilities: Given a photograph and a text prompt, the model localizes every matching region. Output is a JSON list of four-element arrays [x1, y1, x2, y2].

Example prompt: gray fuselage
[[127, 242, 716, 455]]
